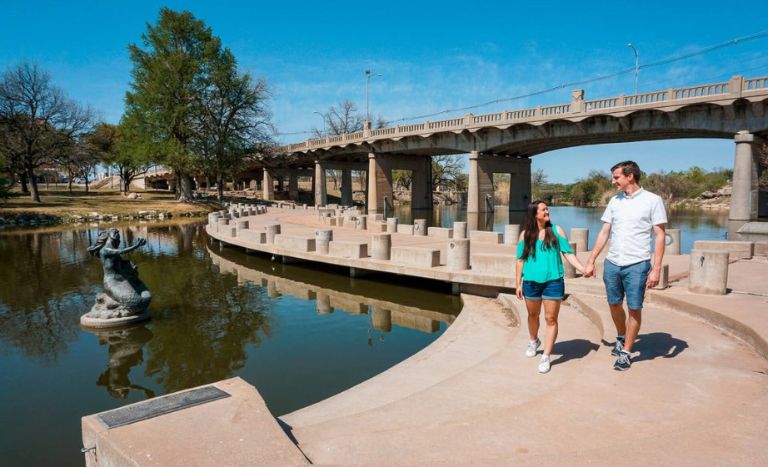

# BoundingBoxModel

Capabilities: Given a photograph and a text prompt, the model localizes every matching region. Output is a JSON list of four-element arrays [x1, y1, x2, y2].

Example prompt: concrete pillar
[[453, 221, 468, 239], [570, 228, 589, 252], [341, 169, 353, 206], [367, 152, 392, 214], [289, 173, 299, 201], [688, 250, 729, 295], [467, 151, 480, 213], [447, 238, 470, 270], [265, 223, 281, 244], [316, 293, 332, 314], [652, 264, 670, 290], [236, 220, 249, 230], [563, 241, 578, 278], [371, 306, 392, 332], [386, 217, 398, 233], [316, 229, 333, 255], [314, 160, 327, 206], [504, 224, 521, 245], [731, 132, 760, 222], [666, 228, 681, 255], [414, 219, 428, 236], [371, 233, 392, 260], [411, 156, 433, 210], [508, 158, 532, 212], [355, 215, 367, 230], [262, 170, 274, 201]]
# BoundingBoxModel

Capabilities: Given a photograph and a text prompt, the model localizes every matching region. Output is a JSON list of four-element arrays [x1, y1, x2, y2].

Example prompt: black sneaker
[[613, 351, 631, 371], [611, 338, 625, 357]]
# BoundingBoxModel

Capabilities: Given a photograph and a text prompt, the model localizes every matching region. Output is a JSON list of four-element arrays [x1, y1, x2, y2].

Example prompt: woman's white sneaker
[[538, 355, 551, 373], [525, 338, 541, 357]]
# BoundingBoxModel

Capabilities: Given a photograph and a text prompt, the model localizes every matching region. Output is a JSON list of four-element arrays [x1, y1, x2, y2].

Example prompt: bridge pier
[[341, 169, 353, 206], [262, 169, 274, 201], [367, 152, 393, 214], [410, 156, 433, 210], [289, 173, 299, 202], [315, 160, 327, 206], [468, 152, 531, 213], [730, 131, 764, 228]]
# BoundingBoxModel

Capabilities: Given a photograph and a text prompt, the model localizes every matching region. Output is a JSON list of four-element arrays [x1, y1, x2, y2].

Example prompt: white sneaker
[[525, 338, 540, 357], [538, 355, 551, 374]]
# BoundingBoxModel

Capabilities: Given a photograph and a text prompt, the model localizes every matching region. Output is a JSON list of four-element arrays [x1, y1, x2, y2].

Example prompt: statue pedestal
[[81, 292, 151, 329]]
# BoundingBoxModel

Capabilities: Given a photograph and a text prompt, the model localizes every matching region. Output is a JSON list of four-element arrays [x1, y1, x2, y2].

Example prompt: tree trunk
[[177, 171, 194, 202], [85, 177, 90, 194], [20, 172, 29, 193], [217, 176, 224, 201], [26, 167, 40, 202]]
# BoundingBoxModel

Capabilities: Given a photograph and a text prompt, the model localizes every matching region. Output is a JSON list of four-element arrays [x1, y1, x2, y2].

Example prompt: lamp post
[[627, 43, 639, 95], [313, 111, 326, 136], [364, 69, 382, 124]]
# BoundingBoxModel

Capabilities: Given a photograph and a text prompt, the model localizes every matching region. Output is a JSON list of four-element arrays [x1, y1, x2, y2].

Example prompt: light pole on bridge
[[365, 69, 382, 126], [627, 43, 639, 95], [313, 111, 326, 136]]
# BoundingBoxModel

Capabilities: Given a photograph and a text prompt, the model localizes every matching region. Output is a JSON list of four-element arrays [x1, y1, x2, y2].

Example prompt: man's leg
[[623, 309, 642, 352], [609, 303, 626, 337]]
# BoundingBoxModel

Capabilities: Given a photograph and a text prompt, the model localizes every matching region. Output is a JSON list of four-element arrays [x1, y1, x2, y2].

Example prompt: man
[[584, 161, 667, 371]]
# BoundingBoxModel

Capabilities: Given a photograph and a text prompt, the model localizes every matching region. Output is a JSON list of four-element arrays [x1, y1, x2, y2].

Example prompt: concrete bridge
[[265, 75, 768, 229]]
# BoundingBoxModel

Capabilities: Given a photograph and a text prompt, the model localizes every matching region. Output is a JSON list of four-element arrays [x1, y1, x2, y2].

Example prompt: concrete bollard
[[236, 220, 249, 230], [570, 228, 589, 252], [688, 249, 729, 295], [666, 228, 681, 255], [315, 229, 333, 255], [370, 306, 392, 332], [447, 238, 470, 270], [316, 293, 332, 314], [453, 221, 467, 239], [564, 241, 578, 278], [386, 217, 398, 233], [371, 233, 392, 260], [652, 264, 670, 290], [504, 224, 521, 245], [414, 219, 428, 236], [356, 216, 367, 230], [265, 223, 281, 244]]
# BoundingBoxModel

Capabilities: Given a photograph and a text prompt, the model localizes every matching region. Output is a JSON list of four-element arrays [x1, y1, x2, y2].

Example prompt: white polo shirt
[[601, 187, 667, 266]]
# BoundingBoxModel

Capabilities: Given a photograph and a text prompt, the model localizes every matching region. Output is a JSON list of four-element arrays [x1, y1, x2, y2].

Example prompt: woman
[[515, 201, 586, 373]]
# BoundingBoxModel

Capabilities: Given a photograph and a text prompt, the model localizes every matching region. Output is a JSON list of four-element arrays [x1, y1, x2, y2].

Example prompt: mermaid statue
[[82, 228, 152, 327]]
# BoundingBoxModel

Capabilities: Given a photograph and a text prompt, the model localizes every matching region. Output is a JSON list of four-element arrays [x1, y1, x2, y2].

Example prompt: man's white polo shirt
[[601, 187, 667, 266]]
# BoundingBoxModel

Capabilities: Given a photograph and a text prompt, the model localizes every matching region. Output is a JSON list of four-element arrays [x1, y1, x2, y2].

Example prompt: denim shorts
[[522, 277, 565, 301], [603, 259, 651, 310]]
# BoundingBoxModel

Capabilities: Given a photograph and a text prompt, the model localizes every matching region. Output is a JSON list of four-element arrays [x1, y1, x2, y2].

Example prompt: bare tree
[[313, 100, 365, 137], [0, 63, 94, 202]]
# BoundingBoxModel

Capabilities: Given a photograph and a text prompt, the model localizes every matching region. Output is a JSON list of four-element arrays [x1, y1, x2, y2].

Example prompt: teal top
[[516, 225, 573, 283]]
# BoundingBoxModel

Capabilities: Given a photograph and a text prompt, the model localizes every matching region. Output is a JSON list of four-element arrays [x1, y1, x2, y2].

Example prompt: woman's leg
[[525, 298, 543, 341], [541, 299, 561, 356]]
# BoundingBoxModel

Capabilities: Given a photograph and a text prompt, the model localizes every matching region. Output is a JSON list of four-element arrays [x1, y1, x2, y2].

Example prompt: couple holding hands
[[515, 161, 667, 373]]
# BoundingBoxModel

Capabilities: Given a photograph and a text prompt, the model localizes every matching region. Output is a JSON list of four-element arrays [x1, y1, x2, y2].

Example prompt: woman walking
[[516, 201, 586, 373]]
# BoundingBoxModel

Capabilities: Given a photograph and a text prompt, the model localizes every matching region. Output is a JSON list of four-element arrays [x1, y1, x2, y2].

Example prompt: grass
[[0, 187, 220, 219]]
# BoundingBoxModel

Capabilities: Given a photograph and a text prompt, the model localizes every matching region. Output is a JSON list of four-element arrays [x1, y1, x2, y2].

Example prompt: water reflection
[[93, 325, 155, 399]]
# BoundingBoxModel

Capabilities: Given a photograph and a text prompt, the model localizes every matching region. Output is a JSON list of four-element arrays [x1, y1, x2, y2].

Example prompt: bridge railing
[[284, 75, 768, 152]]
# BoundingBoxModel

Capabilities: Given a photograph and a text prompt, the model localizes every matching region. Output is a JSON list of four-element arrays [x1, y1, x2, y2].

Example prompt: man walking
[[584, 161, 667, 371]]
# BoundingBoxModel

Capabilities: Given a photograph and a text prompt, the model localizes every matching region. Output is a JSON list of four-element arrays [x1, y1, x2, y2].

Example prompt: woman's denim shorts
[[603, 259, 651, 310], [522, 277, 565, 301]]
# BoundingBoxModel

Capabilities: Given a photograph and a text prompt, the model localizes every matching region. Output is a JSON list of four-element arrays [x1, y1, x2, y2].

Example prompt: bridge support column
[[731, 131, 761, 225], [314, 160, 327, 206], [508, 158, 532, 212], [411, 156, 433, 210], [341, 169, 353, 206], [288, 173, 299, 201], [367, 152, 392, 214], [467, 151, 494, 213], [262, 170, 274, 201]]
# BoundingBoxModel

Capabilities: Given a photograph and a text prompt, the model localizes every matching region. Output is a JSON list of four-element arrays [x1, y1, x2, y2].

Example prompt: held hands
[[583, 263, 595, 278]]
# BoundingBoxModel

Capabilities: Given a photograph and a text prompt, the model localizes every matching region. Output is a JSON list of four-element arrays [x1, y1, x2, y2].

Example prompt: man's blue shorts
[[522, 277, 565, 301], [603, 259, 651, 310]]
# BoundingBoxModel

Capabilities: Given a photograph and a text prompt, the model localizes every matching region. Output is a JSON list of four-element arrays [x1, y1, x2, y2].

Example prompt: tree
[[0, 62, 93, 202], [192, 50, 273, 201], [125, 8, 231, 202], [87, 123, 150, 193], [431, 155, 464, 190]]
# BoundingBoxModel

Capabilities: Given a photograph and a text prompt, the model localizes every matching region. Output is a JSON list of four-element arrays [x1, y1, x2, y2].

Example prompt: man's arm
[[584, 222, 611, 277], [647, 223, 666, 288]]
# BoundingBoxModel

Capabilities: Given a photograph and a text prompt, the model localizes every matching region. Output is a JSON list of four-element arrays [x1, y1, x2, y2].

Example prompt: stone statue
[[81, 228, 152, 327]]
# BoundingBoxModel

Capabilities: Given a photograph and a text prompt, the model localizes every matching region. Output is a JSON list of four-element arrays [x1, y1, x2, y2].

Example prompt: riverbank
[[0, 189, 220, 226]]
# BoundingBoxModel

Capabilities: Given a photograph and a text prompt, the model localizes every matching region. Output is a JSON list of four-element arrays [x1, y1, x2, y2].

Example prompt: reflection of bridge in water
[[207, 247, 460, 333]]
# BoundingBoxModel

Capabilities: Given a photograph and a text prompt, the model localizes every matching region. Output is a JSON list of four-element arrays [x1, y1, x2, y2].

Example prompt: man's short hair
[[611, 160, 641, 182]]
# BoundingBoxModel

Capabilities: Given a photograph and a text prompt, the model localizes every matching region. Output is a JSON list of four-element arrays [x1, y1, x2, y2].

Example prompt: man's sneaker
[[538, 355, 551, 374], [611, 338, 625, 357], [613, 350, 631, 371], [525, 338, 541, 357]]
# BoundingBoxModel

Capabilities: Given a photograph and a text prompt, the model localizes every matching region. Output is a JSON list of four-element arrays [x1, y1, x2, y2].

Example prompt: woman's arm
[[555, 225, 586, 274]]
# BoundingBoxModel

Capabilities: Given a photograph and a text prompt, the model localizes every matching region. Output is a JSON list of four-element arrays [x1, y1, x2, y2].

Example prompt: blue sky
[[2, 0, 766, 183]]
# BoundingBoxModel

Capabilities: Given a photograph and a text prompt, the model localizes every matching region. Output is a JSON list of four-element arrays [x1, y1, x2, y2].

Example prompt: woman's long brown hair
[[520, 200, 558, 260]]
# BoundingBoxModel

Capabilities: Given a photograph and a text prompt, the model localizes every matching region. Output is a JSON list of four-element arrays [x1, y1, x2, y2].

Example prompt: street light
[[313, 111, 326, 136], [627, 43, 639, 95], [365, 69, 382, 124]]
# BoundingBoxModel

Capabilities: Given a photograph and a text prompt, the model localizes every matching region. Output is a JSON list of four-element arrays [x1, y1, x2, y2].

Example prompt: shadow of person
[[550, 339, 600, 367], [631, 332, 689, 362]]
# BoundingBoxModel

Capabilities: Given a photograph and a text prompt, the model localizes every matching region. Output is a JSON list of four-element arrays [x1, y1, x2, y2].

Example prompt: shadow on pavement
[[632, 332, 689, 362], [550, 339, 600, 366]]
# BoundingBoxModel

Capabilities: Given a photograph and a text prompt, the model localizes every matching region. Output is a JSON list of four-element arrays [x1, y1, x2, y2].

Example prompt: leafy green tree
[[87, 123, 151, 193], [125, 8, 231, 202]]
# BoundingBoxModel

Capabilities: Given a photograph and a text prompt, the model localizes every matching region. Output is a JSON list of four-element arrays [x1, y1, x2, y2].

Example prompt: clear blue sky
[[2, 0, 766, 183]]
